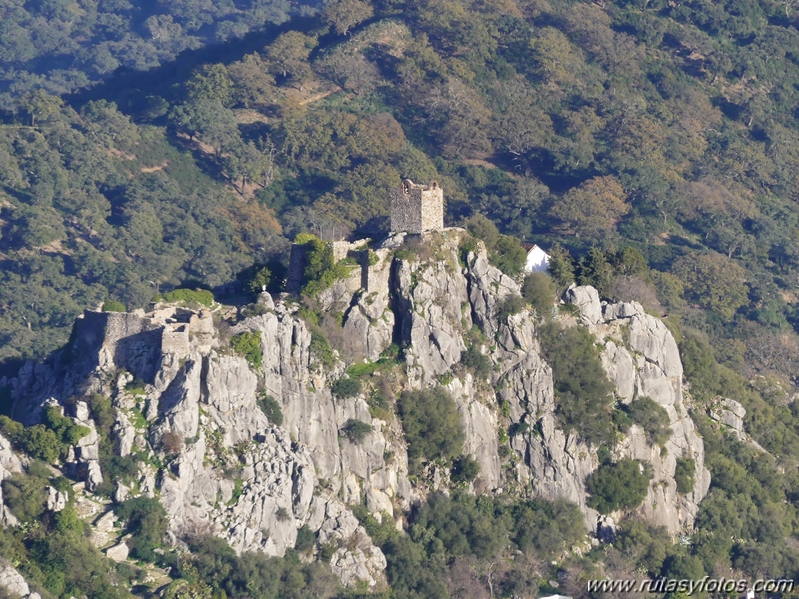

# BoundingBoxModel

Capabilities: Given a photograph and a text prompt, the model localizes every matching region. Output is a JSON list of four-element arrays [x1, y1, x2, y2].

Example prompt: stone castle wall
[[286, 244, 310, 293], [390, 180, 443, 234], [70, 306, 213, 377], [72, 311, 156, 360], [161, 325, 190, 357], [286, 181, 445, 293]]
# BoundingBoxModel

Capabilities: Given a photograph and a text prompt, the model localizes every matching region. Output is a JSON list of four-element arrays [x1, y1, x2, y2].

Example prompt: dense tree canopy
[[0, 0, 315, 101]]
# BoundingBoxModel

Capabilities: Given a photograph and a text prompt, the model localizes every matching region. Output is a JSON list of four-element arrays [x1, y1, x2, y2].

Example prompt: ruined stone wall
[[390, 181, 443, 234], [287, 240, 371, 293], [390, 187, 423, 234], [419, 186, 444, 231], [71, 311, 155, 360], [161, 325, 191, 358], [286, 243, 309, 293], [332, 241, 352, 262]]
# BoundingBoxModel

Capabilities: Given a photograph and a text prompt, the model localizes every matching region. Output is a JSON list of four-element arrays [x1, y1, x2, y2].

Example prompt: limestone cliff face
[[0, 432, 23, 526], [1, 228, 711, 586], [543, 287, 711, 533], [0, 563, 41, 599]]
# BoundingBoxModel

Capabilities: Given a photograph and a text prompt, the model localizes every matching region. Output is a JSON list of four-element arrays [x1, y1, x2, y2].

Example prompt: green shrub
[[295, 525, 316, 552], [294, 232, 318, 244], [2, 471, 47, 522], [257, 394, 283, 426], [491, 235, 527, 278], [341, 419, 372, 443], [229, 478, 243, 505], [508, 422, 530, 436], [614, 520, 672, 576], [125, 377, 147, 396], [100, 454, 140, 482], [459, 234, 478, 266], [297, 305, 320, 326], [578, 247, 616, 298], [626, 397, 671, 447], [19, 425, 61, 462], [451, 454, 479, 484], [183, 534, 341, 599], [465, 215, 500, 249], [43, 405, 71, 435], [310, 331, 335, 368], [247, 266, 272, 293], [351, 503, 400, 546], [55, 506, 85, 534], [101, 300, 126, 312], [373, 492, 587, 597], [675, 457, 695, 494], [64, 424, 91, 445], [586, 459, 652, 514], [43, 405, 90, 447], [547, 244, 576, 288], [240, 302, 269, 318], [0, 415, 23, 443], [612, 406, 633, 431], [398, 387, 465, 473], [368, 389, 390, 418], [332, 377, 362, 398], [157, 288, 215, 307], [464, 216, 526, 277], [522, 272, 557, 316], [460, 346, 492, 379], [87, 394, 115, 437], [662, 553, 706, 581], [538, 323, 616, 446], [230, 331, 263, 369], [116, 496, 168, 562], [393, 246, 417, 262], [496, 295, 526, 321], [511, 497, 586, 557], [0, 489, 131, 599], [346, 361, 380, 378], [410, 492, 508, 559], [299, 236, 352, 297]]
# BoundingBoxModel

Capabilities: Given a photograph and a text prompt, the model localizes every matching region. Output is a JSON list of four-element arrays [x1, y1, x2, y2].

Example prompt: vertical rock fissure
[[388, 257, 405, 351]]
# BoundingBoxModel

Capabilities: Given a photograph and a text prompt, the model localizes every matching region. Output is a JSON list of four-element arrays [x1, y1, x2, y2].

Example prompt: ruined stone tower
[[390, 180, 444, 234]]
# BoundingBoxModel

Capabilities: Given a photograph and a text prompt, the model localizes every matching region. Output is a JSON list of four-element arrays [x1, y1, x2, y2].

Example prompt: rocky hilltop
[[0, 228, 710, 588]]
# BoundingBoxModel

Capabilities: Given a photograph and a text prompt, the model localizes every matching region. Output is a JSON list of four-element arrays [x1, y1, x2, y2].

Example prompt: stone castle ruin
[[287, 181, 445, 292], [70, 305, 215, 384], [390, 180, 443, 234]]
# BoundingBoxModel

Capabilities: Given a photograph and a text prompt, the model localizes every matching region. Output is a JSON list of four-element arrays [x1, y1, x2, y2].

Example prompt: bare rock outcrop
[[396, 247, 469, 384], [571, 294, 711, 533], [3, 231, 715, 588], [564, 285, 602, 325], [0, 563, 40, 599], [0, 432, 22, 526], [710, 398, 746, 438]]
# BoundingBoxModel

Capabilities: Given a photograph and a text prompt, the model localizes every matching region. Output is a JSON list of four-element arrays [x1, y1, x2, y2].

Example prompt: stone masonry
[[286, 181, 445, 292], [390, 180, 444, 234]]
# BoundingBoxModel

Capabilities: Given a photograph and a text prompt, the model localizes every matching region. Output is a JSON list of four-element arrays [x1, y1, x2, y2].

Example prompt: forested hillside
[[6, 0, 799, 594], [0, 0, 328, 101], [2, 0, 799, 392]]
